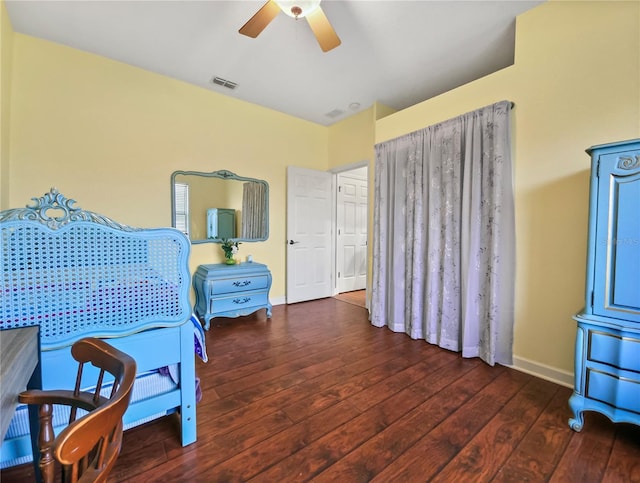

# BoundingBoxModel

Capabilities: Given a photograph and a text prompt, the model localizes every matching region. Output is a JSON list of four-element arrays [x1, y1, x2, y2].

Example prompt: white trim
[[331, 173, 338, 295], [329, 159, 369, 174], [270, 296, 287, 306], [507, 356, 574, 388], [330, 160, 370, 298]]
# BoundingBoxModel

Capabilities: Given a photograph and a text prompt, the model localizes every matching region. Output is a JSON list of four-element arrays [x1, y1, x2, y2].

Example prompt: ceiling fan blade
[[239, 0, 281, 38], [306, 6, 341, 52]]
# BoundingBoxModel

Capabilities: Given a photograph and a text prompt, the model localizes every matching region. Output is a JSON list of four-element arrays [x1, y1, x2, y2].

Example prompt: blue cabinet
[[569, 139, 640, 431], [207, 208, 236, 240], [193, 262, 272, 330]]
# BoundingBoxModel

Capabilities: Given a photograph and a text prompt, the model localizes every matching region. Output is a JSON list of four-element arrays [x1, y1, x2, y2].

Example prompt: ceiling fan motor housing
[[276, 1, 322, 18], [239, 0, 340, 53]]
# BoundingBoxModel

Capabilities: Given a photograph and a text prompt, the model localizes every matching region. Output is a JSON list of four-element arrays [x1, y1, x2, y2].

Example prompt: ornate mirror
[[171, 170, 269, 244]]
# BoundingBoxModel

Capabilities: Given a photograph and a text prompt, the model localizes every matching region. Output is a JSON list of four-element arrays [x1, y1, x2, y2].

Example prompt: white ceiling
[[5, 0, 544, 126]]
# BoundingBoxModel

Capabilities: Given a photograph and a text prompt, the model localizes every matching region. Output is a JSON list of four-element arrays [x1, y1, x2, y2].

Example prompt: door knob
[[288, 240, 300, 245]]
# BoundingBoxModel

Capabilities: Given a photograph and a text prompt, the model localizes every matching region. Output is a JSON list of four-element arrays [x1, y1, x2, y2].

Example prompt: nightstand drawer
[[586, 368, 640, 414], [210, 275, 270, 295], [588, 330, 640, 373], [210, 292, 269, 314]]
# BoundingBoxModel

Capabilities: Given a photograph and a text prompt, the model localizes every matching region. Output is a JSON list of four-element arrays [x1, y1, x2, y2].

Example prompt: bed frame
[[0, 188, 199, 467]]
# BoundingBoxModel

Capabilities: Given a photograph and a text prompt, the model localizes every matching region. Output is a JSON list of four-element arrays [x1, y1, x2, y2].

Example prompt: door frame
[[285, 160, 371, 304], [329, 160, 370, 299]]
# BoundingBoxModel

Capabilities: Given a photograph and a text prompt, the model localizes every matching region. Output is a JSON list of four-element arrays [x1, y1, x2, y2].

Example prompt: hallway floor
[[334, 290, 366, 308]]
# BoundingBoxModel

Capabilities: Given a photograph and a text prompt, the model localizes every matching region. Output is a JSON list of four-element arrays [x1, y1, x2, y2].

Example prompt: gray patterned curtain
[[241, 182, 266, 239], [370, 100, 515, 366]]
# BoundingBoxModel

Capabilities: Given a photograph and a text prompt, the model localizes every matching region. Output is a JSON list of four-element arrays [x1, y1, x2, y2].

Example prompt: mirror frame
[[171, 169, 269, 244]]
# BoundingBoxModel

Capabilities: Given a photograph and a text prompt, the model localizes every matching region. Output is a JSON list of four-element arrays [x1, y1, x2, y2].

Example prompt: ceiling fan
[[239, 0, 341, 53]]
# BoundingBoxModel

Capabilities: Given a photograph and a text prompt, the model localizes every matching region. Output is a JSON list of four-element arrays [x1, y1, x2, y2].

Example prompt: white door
[[286, 166, 333, 304], [337, 171, 368, 292]]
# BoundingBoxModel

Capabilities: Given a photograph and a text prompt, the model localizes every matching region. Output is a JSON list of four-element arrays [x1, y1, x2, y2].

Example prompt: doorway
[[285, 163, 369, 306], [336, 166, 368, 295]]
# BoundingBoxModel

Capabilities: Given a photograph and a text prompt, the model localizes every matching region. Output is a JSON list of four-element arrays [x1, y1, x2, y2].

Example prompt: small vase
[[225, 258, 236, 265]]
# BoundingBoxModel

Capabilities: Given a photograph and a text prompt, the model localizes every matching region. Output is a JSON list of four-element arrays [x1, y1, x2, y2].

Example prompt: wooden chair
[[19, 338, 136, 483]]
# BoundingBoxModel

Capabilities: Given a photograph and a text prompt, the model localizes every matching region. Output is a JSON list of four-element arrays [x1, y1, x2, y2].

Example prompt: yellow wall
[[5, 0, 639, 378], [327, 105, 378, 297], [328, 106, 375, 170], [0, 0, 13, 209], [374, 102, 397, 121], [376, 0, 640, 376], [8, 33, 329, 298]]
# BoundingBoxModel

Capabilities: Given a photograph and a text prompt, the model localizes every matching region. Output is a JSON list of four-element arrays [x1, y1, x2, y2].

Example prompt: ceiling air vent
[[325, 108, 345, 119], [211, 76, 238, 90]]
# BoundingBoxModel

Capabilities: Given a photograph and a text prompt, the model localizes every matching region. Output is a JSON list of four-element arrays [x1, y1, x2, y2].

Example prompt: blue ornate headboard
[[0, 188, 192, 350]]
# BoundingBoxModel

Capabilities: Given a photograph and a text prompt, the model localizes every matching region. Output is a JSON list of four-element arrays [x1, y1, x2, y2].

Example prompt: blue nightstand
[[193, 262, 272, 330]]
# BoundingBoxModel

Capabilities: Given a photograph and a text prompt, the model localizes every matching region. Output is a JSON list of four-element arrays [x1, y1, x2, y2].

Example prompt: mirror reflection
[[171, 170, 269, 244]]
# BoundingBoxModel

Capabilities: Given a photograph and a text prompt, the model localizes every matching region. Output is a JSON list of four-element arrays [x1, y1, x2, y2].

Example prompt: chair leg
[[37, 403, 55, 483]]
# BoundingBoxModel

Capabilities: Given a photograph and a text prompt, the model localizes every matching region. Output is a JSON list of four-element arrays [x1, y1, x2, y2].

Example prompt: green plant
[[220, 239, 240, 260]]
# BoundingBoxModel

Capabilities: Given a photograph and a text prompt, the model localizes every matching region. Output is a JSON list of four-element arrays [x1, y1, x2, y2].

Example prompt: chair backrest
[[20, 338, 136, 483]]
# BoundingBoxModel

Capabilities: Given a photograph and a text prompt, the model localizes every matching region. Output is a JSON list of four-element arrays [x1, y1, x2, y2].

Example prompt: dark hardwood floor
[[3, 298, 639, 482]]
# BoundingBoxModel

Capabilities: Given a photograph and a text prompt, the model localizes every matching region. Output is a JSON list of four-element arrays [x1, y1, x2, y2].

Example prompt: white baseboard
[[508, 356, 574, 388], [270, 296, 286, 306]]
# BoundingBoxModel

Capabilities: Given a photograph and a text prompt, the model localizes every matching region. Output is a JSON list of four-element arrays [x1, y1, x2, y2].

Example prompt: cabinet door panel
[[593, 151, 640, 323]]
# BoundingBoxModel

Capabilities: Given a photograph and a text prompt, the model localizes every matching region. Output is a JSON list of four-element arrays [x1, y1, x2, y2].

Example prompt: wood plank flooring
[[333, 290, 366, 308], [2, 297, 639, 482]]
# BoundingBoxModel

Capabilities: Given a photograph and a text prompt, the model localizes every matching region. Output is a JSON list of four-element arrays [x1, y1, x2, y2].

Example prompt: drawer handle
[[233, 280, 252, 287], [233, 297, 251, 305]]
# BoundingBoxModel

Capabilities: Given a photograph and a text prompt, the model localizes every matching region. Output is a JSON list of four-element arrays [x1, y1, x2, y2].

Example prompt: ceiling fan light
[[275, 0, 321, 18]]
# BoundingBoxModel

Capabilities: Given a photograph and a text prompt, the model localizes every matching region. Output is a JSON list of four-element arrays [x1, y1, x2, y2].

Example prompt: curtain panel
[[371, 100, 515, 366], [241, 182, 266, 239]]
